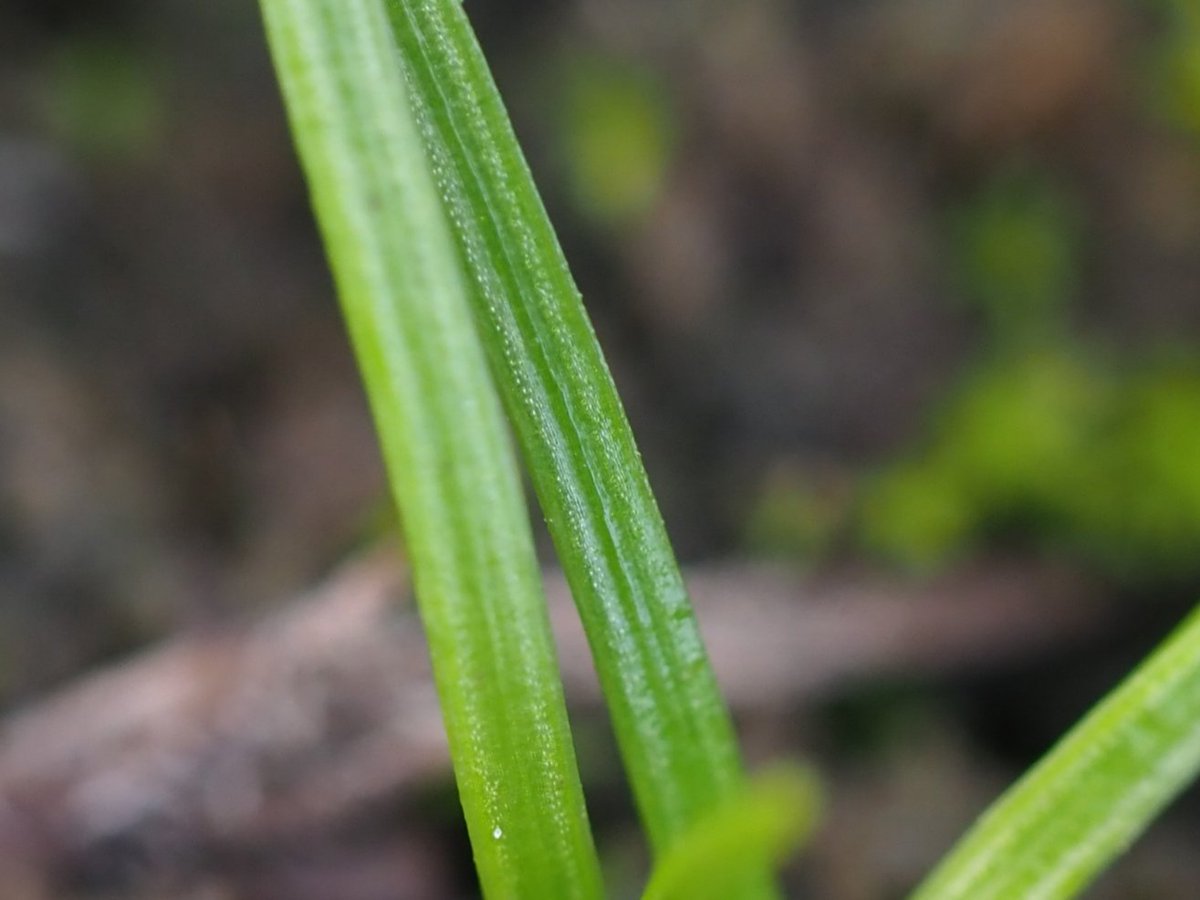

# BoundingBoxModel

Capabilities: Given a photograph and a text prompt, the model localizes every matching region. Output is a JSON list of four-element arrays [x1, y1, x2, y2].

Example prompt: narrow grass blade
[[382, 1, 767, 883], [642, 765, 821, 900], [258, 2, 603, 896], [914, 605, 1200, 900]]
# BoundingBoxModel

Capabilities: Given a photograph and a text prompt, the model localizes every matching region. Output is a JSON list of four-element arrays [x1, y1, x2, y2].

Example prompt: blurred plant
[[860, 349, 1105, 570], [1146, 0, 1200, 137], [258, 0, 1200, 897], [743, 461, 849, 562], [555, 54, 676, 225], [43, 36, 165, 163], [642, 765, 820, 900], [860, 349, 1200, 582], [1066, 362, 1200, 578], [863, 153, 1200, 581], [947, 167, 1082, 347], [755, 167, 1090, 569]]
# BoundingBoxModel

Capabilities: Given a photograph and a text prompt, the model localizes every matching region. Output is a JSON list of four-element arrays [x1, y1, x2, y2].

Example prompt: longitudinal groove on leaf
[[914, 605, 1200, 900], [382, 5, 769, 889], [258, 1, 603, 897]]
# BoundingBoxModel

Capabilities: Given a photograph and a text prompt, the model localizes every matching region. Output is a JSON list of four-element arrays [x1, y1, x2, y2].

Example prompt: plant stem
[[258, 1, 603, 896], [915, 605, 1200, 900], [383, 0, 767, 880]]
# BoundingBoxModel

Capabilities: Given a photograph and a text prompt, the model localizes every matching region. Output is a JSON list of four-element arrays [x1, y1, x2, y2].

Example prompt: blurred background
[[2, 0, 1200, 896]]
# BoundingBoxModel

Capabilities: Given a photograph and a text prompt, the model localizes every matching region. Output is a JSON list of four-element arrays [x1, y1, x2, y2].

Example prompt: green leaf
[[257, 1, 603, 897], [642, 765, 821, 900], [383, 1, 770, 888], [913, 605, 1200, 900]]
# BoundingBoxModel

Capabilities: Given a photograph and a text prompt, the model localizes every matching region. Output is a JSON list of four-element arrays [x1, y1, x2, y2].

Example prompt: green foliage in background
[[44, 36, 165, 163], [948, 168, 1081, 346], [555, 55, 676, 225], [860, 350, 1200, 581], [744, 463, 848, 562], [861, 348, 1104, 570], [860, 160, 1200, 581], [1148, 0, 1200, 137]]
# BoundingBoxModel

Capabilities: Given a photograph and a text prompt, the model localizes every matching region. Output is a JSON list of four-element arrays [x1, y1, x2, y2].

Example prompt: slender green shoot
[[382, 0, 761, 878], [643, 765, 821, 900], [258, 1, 603, 896], [914, 605, 1200, 900]]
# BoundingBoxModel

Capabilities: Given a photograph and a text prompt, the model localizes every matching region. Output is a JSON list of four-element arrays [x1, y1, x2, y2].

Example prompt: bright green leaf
[[382, 4, 773, 894], [642, 765, 821, 900], [258, 1, 603, 896], [914, 605, 1200, 900]]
